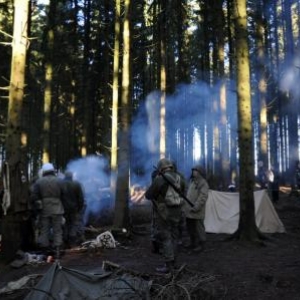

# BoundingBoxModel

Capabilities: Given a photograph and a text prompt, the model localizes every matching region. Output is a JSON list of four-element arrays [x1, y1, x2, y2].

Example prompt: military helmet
[[192, 165, 204, 175], [157, 158, 173, 172], [41, 162, 55, 174]]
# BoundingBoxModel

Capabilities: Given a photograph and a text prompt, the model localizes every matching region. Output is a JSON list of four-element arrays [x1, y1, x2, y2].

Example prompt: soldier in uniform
[[145, 158, 185, 273], [30, 163, 64, 259], [62, 171, 85, 248], [183, 165, 209, 252]]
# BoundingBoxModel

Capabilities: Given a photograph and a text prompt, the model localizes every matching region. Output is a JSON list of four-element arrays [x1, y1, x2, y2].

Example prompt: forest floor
[[0, 189, 300, 299]]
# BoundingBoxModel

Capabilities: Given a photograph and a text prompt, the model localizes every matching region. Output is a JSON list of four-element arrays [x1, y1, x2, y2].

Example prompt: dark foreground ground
[[0, 190, 300, 299]]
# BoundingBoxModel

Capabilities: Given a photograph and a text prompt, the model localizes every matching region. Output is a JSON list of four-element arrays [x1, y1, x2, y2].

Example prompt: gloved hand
[[190, 207, 197, 213]]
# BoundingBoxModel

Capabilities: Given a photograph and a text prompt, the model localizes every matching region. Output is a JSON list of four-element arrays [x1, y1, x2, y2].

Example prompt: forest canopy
[[0, 0, 299, 188]]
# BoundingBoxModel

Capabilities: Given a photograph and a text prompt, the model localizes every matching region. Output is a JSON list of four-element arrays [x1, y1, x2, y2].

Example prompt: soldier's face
[[192, 170, 199, 177]]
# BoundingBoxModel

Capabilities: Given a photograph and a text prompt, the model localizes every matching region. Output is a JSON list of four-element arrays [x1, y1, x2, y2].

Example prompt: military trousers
[[186, 217, 206, 246], [39, 214, 63, 248], [155, 206, 182, 262]]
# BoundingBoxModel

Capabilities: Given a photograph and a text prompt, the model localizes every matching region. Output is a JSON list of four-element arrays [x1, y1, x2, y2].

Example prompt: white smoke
[[66, 155, 112, 224]]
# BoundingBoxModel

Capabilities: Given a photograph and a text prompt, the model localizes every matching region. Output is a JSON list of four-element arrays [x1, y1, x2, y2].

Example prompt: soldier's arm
[[192, 181, 209, 211]]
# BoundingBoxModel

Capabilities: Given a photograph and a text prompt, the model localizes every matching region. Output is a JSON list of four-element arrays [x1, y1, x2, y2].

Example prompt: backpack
[[164, 173, 182, 206]]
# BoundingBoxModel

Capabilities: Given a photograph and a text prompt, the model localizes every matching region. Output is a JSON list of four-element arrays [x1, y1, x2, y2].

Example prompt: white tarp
[[204, 189, 285, 234]]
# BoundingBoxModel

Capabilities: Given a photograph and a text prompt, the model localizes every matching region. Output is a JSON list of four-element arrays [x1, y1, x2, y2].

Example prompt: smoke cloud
[[65, 155, 111, 224]]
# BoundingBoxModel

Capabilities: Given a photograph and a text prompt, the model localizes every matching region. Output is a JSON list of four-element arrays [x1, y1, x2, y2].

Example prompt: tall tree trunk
[[113, 0, 131, 229], [100, 0, 113, 156], [159, 0, 167, 158], [255, 0, 268, 172], [227, 0, 238, 182], [110, 0, 120, 190], [42, 0, 56, 163], [215, 0, 229, 187], [177, 0, 190, 169], [1, 0, 30, 262], [81, 0, 91, 156], [232, 0, 261, 241], [283, 0, 298, 176]]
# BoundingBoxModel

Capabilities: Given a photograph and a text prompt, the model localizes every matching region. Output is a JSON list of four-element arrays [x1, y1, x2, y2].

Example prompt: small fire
[[130, 184, 147, 204]]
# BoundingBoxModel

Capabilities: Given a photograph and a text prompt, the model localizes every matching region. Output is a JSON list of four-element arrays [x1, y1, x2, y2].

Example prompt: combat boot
[[191, 241, 205, 253]]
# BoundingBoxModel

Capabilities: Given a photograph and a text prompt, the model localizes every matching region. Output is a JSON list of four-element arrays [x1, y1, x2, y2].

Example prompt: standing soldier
[[145, 158, 185, 273], [62, 171, 85, 248], [183, 165, 209, 252], [30, 163, 64, 259]]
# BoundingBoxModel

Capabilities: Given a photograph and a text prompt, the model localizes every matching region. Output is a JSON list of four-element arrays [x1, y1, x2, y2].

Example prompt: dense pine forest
[[1, 0, 299, 181], [1, 0, 300, 259]]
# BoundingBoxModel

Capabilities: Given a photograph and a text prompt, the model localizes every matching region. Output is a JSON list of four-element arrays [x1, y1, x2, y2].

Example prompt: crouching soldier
[[30, 163, 64, 259], [62, 171, 85, 248]]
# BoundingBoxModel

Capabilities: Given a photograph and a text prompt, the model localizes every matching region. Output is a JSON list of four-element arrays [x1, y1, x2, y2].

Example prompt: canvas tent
[[204, 189, 285, 234], [24, 262, 151, 300]]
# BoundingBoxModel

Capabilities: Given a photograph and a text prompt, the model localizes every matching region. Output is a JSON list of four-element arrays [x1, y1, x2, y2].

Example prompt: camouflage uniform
[[145, 158, 185, 273], [183, 165, 209, 251]]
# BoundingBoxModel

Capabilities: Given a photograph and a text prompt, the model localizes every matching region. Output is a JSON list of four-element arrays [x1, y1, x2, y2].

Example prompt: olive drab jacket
[[31, 173, 64, 216], [145, 169, 185, 220], [183, 175, 209, 220], [62, 178, 85, 213]]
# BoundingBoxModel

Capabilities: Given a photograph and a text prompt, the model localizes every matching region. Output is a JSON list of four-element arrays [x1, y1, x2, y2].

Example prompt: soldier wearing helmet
[[183, 164, 209, 252], [145, 158, 186, 273], [30, 163, 65, 259], [157, 158, 173, 172]]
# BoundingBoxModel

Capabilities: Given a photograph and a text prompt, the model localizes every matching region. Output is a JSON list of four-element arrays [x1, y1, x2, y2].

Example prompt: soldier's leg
[[75, 211, 86, 244], [185, 218, 196, 248], [154, 214, 175, 272], [168, 207, 181, 256], [67, 213, 78, 247], [151, 209, 161, 253], [38, 216, 51, 248], [52, 215, 63, 248], [177, 210, 185, 245], [192, 218, 206, 252]]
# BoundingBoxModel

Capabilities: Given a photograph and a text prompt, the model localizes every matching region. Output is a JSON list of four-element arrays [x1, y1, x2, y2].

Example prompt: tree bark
[[110, 0, 121, 190], [1, 0, 30, 262], [113, 0, 131, 229], [232, 0, 262, 241]]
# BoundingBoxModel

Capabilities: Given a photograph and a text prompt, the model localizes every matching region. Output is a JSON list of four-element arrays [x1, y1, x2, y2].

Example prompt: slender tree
[[113, 0, 131, 229], [80, 0, 92, 156], [1, 0, 30, 262], [158, 0, 167, 158], [42, 0, 56, 163], [111, 0, 121, 189], [232, 0, 262, 241], [255, 0, 268, 168]]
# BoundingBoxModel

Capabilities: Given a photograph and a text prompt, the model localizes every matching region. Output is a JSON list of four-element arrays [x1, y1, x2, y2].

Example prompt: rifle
[[153, 166, 194, 207]]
